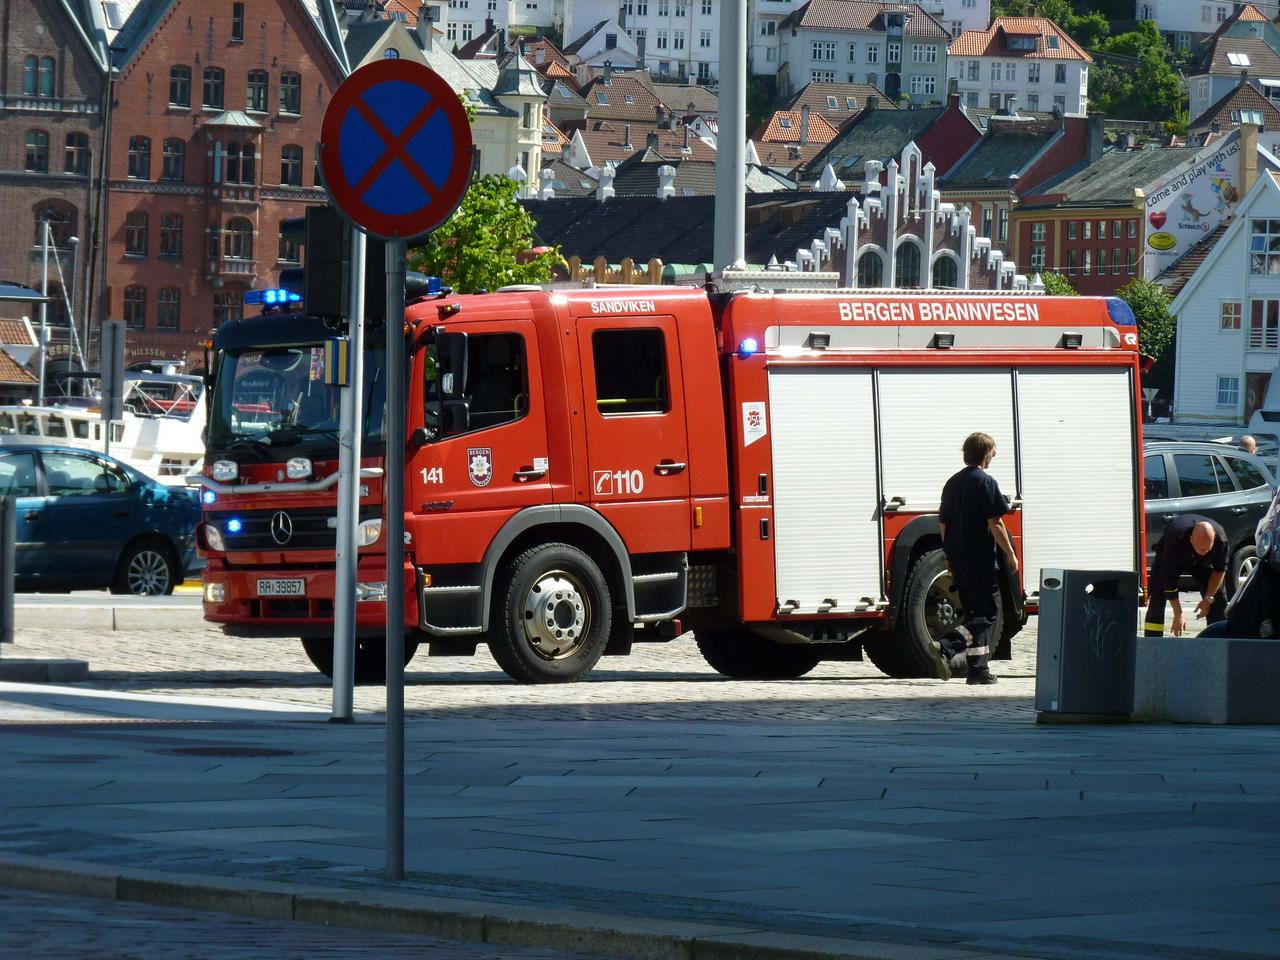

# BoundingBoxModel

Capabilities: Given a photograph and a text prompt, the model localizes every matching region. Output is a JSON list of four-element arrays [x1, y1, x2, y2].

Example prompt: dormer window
[[779, 116, 792, 128], [596, 91, 608, 104], [826, 96, 838, 108], [1227, 51, 1251, 67], [1008, 35, 1037, 52], [1047, 35, 1060, 49]]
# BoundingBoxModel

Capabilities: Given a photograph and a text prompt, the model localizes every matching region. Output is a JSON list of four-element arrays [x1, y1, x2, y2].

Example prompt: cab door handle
[[656, 460, 687, 475], [1161, 514, 1176, 521], [513, 467, 546, 481]]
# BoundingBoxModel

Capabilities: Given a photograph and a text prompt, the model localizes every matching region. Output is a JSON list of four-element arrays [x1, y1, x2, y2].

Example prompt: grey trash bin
[[1035, 568, 1138, 719]]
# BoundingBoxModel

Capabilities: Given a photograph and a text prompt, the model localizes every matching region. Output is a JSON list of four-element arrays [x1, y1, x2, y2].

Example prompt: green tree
[[1118, 278, 1177, 393], [1040, 272, 1078, 296], [407, 175, 561, 294]]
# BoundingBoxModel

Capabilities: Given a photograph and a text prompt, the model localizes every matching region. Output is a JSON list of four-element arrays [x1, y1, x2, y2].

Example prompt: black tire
[[111, 540, 178, 596], [864, 548, 1003, 679], [487, 543, 611, 683], [300, 636, 420, 685], [1226, 544, 1258, 598], [695, 628, 823, 679]]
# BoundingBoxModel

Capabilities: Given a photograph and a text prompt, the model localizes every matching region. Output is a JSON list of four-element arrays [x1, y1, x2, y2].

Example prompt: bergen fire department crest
[[467, 447, 493, 487]]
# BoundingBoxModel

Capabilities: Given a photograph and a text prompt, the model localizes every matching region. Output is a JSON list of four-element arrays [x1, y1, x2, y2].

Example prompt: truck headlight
[[211, 460, 238, 482], [203, 523, 226, 552], [357, 519, 382, 546], [355, 581, 387, 602], [286, 457, 312, 480], [203, 582, 226, 603]]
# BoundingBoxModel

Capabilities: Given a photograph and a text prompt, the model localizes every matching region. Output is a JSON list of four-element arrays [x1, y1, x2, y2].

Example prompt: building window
[[160, 214, 183, 258], [909, 75, 936, 95], [157, 288, 180, 330], [1097, 220, 1107, 240], [1098, 248, 1107, 273], [280, 144, 303, 186], [812, 41, 835, 61], [700, 30, 711, 48], [231, 2, 244, 41], [22, 56, 37, 96], [64, 133, 89, 175], [127, 135, 150, 178], [224, 217, 253, 260], [313, 144, 322, 186], [1083, 249, 1092, 275], [25, 130, 49, 172], [169, 65, 191, 106], [1031, 245, 1046, 270], [280, 72, 301, 114], [810, 70, 836, 83], [1250, 299, 1280, 350], [701, 0, 711, 13], [125, 212, 148, 256], [1066, 221, 1077, 240], [1067, 249, 1077, 274], [1031, 222, 1047, 243], [1113, 220, 1123, 238], [1027, 62, 1041, 83], [965, 90, 978, 107], [34, 201, 74, 248], [697, 61, 710, 81], [39, 56, 55, 97], [867, 45, 879, 64], [1004, 62, 1016, 82], [161, 138, 184, 181], [1222, 301, 1242, 330], [895, 242, 921, 287], [1082, 220, 1092, 240], [887, 42, 900, 63], [1217, 376, 1240, 407], [856, 250, 883, 286], [1112, 247, 1121, 274], [997, 208, 1008, 242], [246, 69, 268, 112], [1128, 219, 1137, 239], [203, 67, 224, 109], [1055, 64, 1067, 84], [982, 206, 993, 237], [1053, 94, 1066, 112], [522, 102, 534, 128], [1126, 247, 1137, 274], [1027, 93, 1039, 111], [224, 143, 256, 185], [123, 286, 146, 329], [278, 235, 301, 263], [213, 291, 242, 327], [1250, 219, 1280, 274], [932, 255, 958, 288]]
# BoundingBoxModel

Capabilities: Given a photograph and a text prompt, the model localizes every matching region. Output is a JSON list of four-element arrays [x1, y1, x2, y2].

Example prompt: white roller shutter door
[[1017, 367, 1137, 596], [769, 367, 882, 613], [878, 368, 1017, 511]]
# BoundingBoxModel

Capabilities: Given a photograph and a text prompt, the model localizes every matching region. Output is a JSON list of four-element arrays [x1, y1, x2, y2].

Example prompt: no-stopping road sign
[[319, 59, 474, 241]]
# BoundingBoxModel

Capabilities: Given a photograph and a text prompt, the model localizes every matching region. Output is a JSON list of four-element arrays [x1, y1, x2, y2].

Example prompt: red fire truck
[[198, 287, 1145, 683]]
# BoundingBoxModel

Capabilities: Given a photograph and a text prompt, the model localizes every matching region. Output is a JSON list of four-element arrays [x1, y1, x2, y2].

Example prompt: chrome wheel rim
[[924, 569, 963, 640], [127, 549, 170, 595], [1238, 551, 1258, 585], [522, 569, 590, 661]]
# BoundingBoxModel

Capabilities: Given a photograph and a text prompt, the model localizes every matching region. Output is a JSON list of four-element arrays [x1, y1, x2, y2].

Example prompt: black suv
[[1143, 440, 1276, 594]]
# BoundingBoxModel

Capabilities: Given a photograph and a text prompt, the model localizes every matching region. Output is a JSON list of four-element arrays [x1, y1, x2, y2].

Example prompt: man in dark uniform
[[1143, 514, 1228, 637], [934, 432, 1019, 685]]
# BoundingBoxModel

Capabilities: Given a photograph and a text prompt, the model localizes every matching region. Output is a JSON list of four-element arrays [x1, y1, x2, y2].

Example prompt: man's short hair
[[963, 431, 996, 466]]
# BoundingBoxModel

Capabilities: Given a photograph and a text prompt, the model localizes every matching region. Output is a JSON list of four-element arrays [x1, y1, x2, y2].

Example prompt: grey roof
[[421, 44, 516, 117], [539, 159, 599, 198], [563, 19, 609, 56], [798, 105, 948, 181], [1024, 146, 1202, 206], [941, 119, 1061, 189], [548, 79, 589, 109], [493, 52, 545, 98], [344, 18, 398, 67], [203, 110, 264, 129]]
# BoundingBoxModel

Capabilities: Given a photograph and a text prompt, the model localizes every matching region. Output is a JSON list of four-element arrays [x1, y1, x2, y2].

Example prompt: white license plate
[[257, 579, 306, 597]]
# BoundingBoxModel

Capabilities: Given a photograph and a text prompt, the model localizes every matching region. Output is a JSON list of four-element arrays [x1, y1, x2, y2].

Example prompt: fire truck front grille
[[209, 507, 379, 552]]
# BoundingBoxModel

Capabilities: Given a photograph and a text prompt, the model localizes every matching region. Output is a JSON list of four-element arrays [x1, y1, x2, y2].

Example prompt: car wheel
[[1226, 544, 1258, 598], [112, 541, 178, 596]]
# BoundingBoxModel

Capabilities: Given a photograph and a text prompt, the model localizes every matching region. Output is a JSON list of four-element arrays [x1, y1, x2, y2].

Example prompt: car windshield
[[206, 343, 386, 459]]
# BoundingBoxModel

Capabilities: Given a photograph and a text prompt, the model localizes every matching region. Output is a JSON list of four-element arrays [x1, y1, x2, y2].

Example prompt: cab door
[[576, 317, 691, 553]]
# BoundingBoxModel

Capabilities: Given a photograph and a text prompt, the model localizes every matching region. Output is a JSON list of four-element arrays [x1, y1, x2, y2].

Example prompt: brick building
[[104, 0, 344, 367], [0, 0, 108, 380]]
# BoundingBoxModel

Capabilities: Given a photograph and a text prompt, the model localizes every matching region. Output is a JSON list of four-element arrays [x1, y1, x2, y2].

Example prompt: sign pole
[[384, 238, 407, 881], [331, 225, 366, 722]]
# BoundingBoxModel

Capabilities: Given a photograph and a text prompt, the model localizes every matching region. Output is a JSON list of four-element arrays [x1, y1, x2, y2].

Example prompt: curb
[[0, 658, 89, 682], [15, 604, 206, 633], [0, 852, 1028, 960]]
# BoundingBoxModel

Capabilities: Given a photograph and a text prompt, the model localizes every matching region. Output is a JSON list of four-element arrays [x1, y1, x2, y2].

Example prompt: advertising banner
[[1143, 134, 1242, 279]]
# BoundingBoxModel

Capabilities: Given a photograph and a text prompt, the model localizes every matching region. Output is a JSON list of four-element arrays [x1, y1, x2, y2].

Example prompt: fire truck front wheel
[[299, 636, 420, 685], [489, 543, 612, 683], [695, 629, 823, 680], [866, 548, 1003, 679]]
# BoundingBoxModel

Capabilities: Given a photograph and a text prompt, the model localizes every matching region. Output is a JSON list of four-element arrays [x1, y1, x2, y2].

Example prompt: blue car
[[0, 444, 199, 595]]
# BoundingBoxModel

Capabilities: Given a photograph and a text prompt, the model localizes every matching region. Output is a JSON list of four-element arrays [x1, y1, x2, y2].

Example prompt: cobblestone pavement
[[6, 609, 1049, 723], [0, 887, 612, 960]]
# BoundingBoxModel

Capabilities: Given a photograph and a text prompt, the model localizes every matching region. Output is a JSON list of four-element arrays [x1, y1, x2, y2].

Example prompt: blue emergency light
[[244, 288, 303, 306], [226, 518, 243, 534]]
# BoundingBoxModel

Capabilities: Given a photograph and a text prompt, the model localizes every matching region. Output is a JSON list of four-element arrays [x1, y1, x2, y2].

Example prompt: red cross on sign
[[319, 60, 474, 241]]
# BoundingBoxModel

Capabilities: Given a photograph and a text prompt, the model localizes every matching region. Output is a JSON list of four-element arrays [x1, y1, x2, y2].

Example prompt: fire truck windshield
[[206, 343, 386, 460]]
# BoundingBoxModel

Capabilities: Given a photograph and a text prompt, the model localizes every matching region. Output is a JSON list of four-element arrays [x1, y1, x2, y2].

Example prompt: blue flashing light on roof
[[244, 288, 303, 306], [1103, 297, 1136, 327], [737, 337, 760, 358]]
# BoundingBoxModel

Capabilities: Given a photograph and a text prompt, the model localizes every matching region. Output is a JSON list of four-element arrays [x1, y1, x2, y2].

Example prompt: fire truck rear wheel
[[299, 636, 420, 685], [694, 628, 822, 679], [866, 548, 1003, 679], [489, 543, 611, 683]]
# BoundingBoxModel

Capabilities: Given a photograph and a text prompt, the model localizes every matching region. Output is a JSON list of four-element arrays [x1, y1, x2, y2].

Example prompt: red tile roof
[[1191, 81, 1280, 133], [754, 110, 840, 144], [562, 119, 715, 165], [749, 140, 830, 176], [949, 17, 1092, 62], [0, 320, 35, 346], [0, 352, 35, 386]]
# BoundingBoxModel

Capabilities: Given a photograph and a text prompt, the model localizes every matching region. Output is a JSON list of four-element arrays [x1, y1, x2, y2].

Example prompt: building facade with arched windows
[[104, 0, 344, 367], [0, 0, 108, 380]]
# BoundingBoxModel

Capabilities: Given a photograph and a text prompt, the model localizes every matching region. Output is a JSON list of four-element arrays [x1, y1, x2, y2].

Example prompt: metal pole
[[38, 222, 50, 406], [384, 239, 407, 881], [713, 0, 746, 271], [332, 227, 367, 722], [0, 498, 14, 648]]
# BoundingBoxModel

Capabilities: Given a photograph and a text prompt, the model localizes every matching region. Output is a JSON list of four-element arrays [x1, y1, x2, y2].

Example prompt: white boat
[[0, 372, 206, 486]]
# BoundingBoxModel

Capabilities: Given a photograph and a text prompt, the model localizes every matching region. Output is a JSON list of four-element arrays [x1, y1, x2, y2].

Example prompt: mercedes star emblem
[[270, 511, 293, 545]]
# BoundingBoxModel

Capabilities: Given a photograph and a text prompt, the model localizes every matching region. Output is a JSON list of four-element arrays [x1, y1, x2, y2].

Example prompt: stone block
[[1133, 636, 1280, 724], [0, 658, 89, 682]]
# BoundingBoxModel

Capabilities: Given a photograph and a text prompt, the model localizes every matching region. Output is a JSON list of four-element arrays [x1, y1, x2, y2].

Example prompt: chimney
[[416, 3, 436, 52], [485, 16, 494, 34], [646, 130, 660, 151], [623, 123, 633, 149], [1086, 113, 1104, 163], [800, 104, 811, 145], [496, 28, 506, 57], [1006, 95, 1018, 116], [867, 95, 879, 111], [948, 76, 959, 95], [657, 164, 676, 200], [656, 104, 667, 128], [603, 61, 613, 83], [1243, 119, 1260, 193], [683, 124, 691, 151]]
